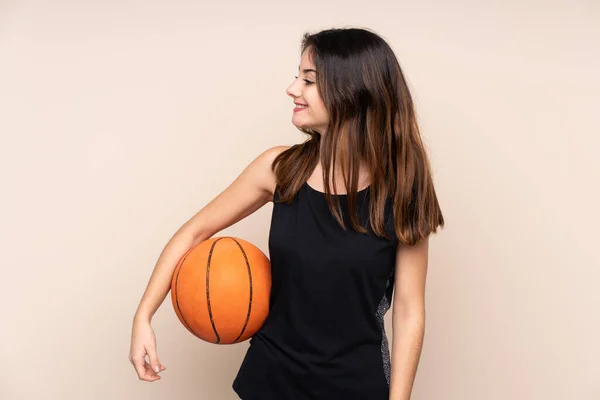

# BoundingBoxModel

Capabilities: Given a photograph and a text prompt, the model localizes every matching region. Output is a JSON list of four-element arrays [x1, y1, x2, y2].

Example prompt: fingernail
[[154, 365, 160, 373]]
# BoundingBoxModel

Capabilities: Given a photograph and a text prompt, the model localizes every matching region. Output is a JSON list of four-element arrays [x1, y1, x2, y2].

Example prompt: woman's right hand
[[129, 318, 166, 382]]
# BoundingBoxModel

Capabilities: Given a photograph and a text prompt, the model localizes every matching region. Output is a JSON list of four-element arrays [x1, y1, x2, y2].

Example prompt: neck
[[314, 160, 371, 188]]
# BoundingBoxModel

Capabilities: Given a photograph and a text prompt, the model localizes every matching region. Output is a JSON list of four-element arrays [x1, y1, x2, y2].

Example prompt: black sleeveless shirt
[[232, 181, 398, 399]]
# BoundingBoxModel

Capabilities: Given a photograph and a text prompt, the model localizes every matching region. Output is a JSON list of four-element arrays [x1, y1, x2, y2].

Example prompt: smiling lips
[[294, 102, 307, 112]]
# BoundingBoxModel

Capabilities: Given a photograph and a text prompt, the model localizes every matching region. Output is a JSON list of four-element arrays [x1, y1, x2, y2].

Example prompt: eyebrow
[[298, 67, 317, 75]]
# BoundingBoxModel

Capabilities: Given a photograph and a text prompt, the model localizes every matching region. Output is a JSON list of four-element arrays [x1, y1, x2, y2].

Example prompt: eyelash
[[295, 76, 314, 85]]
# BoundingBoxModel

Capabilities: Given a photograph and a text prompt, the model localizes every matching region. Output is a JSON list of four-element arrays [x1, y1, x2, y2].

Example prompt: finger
[[144, 361, 161, 380], [133, 357, 149, 380], [146, 345, 162, 374], [134, 358, 159, 382]]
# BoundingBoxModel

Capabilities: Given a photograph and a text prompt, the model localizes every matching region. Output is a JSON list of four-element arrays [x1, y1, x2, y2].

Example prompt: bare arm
[[130, 145, 290, 381], [133, 145, 289, 324], [389, 237, 429, 400]]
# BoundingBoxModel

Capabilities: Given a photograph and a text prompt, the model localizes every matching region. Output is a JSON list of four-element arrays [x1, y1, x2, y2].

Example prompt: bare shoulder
[[254, 145, 292, 200], [260, 145, 292, 162]]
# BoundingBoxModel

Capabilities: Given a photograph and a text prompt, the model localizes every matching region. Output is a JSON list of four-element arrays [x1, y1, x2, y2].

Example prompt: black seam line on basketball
[[230, 237, 253, 344], [175, 250, 203, 340], [206, 238, 224, 344]]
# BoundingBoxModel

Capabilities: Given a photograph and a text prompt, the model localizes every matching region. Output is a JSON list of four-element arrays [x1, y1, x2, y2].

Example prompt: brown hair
[[272, 27, 444, 246]]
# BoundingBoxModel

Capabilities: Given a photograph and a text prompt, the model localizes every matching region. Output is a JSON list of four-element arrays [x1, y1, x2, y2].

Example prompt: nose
[[286, 79, 301, 99]]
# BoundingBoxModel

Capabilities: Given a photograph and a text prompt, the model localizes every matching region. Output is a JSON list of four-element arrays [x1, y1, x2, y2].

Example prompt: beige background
[[1, 0, 599, 399]]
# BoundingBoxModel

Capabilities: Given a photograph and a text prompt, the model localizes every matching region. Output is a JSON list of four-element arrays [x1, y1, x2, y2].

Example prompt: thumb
[[146, 344, 162, 373]]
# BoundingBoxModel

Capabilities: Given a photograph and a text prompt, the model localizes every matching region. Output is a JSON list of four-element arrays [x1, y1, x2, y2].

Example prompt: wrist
[[133, 309, 153, 325]]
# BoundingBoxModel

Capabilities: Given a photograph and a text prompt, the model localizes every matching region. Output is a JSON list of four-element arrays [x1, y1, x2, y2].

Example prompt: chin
[[292, 119, 310, 130], [291, 118, 325, 134]]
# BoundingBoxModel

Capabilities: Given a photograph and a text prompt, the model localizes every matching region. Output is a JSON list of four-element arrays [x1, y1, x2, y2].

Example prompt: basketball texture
[[170, 237, 271, 344]]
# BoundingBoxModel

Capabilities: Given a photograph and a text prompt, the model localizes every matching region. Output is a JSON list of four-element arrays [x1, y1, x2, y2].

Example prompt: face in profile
[[286, 48, 329, 134]]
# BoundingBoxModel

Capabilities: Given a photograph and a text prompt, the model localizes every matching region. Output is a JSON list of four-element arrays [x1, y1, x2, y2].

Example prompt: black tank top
[[232, 181, 398, 400]]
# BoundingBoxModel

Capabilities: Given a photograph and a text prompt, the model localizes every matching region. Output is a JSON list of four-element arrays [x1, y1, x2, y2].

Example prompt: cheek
[[305, 89, 321, 108], [315, 102, 328, 120], [309, 96, 327, 118]]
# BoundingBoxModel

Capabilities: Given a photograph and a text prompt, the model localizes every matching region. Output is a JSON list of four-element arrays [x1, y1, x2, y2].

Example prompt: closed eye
[[294, 76, 314, 85]]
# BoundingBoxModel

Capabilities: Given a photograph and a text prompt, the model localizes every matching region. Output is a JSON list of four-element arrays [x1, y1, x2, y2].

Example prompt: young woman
[[129, 27, 445, 400]]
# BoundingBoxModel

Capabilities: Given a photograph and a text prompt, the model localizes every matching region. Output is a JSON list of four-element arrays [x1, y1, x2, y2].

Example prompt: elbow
[[173, 226, 209, 248], [392, 301, 425, 323], [392, 309, 425, 333]]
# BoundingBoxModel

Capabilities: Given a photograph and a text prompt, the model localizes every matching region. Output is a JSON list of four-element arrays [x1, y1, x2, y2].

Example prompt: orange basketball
[[170, 237, 271, 344]]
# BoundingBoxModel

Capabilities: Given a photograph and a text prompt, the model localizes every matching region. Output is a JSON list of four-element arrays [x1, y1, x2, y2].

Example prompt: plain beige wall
[[1, 1, 598, 399]]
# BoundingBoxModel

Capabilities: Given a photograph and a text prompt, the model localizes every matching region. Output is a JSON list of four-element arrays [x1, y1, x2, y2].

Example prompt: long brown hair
[[272, 27, 444, 246]]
